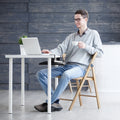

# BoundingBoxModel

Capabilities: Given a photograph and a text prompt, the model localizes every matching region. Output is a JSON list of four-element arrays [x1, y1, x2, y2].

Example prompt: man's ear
[[85, 18, 88, 22]]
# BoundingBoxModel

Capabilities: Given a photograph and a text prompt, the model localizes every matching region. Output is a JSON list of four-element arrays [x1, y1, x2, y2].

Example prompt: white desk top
[[5, 54, 55, 59]]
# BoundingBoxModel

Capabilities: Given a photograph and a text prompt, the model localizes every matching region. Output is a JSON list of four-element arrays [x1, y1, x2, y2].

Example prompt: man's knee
[[36, 69, 47, 80], [62, 71, 71, 79]]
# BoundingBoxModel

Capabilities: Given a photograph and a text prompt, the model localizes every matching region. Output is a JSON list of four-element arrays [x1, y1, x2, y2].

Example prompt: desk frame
[[5, 54, 55, 114]]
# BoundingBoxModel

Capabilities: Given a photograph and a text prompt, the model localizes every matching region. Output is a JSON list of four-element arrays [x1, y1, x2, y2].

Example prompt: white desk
[[5, 54, 55, 114]]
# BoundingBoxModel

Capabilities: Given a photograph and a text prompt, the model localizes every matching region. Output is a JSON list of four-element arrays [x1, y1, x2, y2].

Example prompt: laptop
[[22, 37, 42, 55], [22, 37, 63, 64]]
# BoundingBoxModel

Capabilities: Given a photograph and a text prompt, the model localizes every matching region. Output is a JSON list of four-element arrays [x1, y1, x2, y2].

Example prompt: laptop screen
[[22, 37, 42, 55]]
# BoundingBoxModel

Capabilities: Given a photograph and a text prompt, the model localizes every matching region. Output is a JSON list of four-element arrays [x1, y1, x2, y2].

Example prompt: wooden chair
[[60, 54, 92, 93], [60, 52, 100, 110]]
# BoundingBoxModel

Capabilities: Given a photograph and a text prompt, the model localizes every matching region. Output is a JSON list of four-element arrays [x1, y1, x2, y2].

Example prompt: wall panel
[[0, 0, 120, 90], [29, 3, 120, 13]]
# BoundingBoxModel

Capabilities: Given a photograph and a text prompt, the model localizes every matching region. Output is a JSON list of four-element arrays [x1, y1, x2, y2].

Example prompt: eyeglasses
[[74, 17, 85, 22]]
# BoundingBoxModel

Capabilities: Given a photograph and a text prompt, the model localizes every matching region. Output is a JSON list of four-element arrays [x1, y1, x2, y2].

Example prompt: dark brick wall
[[0, 0, 120, 90]]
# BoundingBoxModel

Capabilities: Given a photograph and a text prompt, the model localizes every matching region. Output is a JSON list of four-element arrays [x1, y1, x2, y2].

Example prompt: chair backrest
[[88, 52, 97, 68], [62, 54, 66, 62], [83, 52, 97, 79]]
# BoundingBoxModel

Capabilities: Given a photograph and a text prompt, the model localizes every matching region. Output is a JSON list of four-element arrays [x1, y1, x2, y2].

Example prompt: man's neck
[[79, 26, 87, 36]]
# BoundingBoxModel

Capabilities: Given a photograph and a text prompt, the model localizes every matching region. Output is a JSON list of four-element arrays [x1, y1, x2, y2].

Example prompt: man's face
[[74, 14, 88, 29]]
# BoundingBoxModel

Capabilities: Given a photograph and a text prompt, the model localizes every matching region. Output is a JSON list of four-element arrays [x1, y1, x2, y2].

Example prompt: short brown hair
[[75, 9, 89, 19]]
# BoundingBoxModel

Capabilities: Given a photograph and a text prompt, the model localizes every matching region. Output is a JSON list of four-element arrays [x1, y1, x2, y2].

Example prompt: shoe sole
[[34, 106, 63, 112], [51, 106, 63, 112], [34, 106, 47, 112]]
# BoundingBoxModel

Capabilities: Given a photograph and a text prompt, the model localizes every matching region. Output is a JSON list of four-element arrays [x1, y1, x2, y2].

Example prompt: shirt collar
[[77, 28, 89, 36]]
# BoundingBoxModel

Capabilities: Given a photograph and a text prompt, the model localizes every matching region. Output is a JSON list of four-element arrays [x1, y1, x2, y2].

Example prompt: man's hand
[[78, 41, 86, 48], [42, 49, 52, 54]]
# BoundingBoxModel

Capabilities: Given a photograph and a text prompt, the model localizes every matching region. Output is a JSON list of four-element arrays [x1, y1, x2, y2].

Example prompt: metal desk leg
[[55, 65, 58, 89], [9, 58, 13, 114], [48, 58, 51, 113], [21, 58, 25, 106]]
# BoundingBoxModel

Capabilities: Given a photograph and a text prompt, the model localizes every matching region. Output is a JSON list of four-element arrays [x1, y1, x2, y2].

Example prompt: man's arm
[[78, 30, 103, 57], [42, 35, 70, 55], [49, 35, 70, 56]]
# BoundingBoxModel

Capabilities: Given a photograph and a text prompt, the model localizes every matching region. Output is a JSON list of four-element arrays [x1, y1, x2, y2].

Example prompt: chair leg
[[88, 80, 92, 92], [69, 78, 86, 111], [92, 67, 100, 109], [76, 80, 82, 106], [68, 81, 73, 93]]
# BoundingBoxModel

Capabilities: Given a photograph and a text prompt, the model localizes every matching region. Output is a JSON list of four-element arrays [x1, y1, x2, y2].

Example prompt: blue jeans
[[36, 64, 85, 104]]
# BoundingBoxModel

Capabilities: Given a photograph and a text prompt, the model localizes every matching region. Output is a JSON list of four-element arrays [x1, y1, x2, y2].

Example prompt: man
[[34, 9, 103, 112]]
